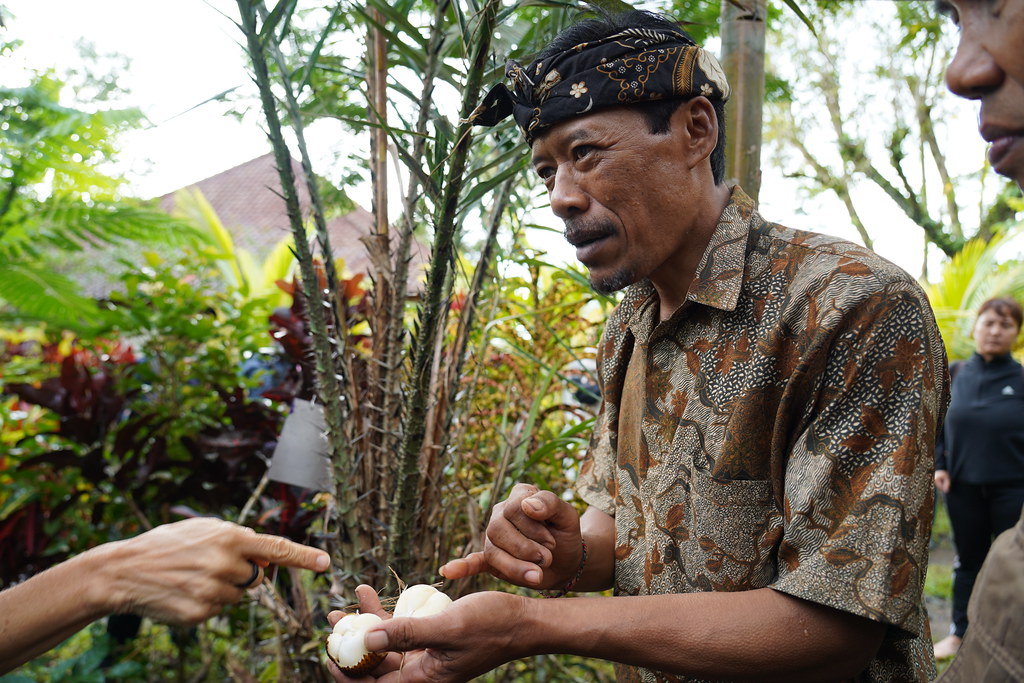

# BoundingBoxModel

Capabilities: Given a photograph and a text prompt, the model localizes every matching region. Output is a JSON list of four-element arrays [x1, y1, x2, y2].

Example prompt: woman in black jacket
[[933, 297, 1024, 659]]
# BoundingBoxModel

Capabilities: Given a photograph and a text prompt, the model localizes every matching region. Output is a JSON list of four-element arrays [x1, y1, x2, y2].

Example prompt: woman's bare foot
[[933, 634, 962, 660]]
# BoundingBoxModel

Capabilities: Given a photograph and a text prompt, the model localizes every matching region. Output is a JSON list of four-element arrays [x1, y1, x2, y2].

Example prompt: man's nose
[[549, 167, 589, 219], [946, 31, 1003, 99]]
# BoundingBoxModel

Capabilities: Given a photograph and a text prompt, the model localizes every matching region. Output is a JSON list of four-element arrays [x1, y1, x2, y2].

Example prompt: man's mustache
[[563, 217, 617, 246]]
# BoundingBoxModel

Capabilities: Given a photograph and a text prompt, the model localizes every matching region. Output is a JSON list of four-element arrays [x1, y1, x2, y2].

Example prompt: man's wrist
[[518, 593, 558, 658], [78, 541, 127, 618], [540, 539, 588, 598]]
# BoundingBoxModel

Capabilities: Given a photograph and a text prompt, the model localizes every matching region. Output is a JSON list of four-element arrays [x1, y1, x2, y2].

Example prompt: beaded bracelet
[[540, 539, 589, 598]]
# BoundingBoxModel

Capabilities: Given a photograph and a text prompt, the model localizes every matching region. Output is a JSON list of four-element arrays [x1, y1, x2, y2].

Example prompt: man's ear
[[670, 97, 719, 172]]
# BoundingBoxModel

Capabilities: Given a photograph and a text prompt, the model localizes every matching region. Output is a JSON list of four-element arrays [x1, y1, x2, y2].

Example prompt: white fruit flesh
[[326, 612, 383, 668], [393, 584, 453, 619]]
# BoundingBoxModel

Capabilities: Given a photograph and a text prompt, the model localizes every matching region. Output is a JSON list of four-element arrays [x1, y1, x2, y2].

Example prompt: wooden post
[[719, 0, 766, 200], [368, 11, 389, 236]]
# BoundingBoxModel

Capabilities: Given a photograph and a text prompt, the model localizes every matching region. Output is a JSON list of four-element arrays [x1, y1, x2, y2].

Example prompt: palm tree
[[925, 222, 1024, 360]]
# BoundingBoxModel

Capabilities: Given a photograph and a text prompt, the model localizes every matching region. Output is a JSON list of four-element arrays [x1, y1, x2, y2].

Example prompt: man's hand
[[440, 483, 583, 590], [0, 517, 331, 674], [934, 469, 951, 494], [326, 585, 407, 682], [326, 588, 531, 683], [98, 517, 330, 624], [322, 584, 886, 682]]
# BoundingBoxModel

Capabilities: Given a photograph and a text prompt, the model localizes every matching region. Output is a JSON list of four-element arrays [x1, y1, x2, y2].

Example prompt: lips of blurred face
[[982, 123, 1024, 183]]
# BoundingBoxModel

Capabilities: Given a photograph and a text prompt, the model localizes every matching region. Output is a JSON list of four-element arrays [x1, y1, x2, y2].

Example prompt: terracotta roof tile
[[157, 153, 428, 280]]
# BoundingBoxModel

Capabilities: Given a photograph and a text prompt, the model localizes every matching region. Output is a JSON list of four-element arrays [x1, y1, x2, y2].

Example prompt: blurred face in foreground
[[940, 0, 1024, 187]]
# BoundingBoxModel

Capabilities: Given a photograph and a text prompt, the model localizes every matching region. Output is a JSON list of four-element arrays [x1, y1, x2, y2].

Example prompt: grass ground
[[927, 498, 955, 675]]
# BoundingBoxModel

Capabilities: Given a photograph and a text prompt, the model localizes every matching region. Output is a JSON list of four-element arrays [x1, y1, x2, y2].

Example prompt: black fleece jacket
[[936, 352, 1024, 484]]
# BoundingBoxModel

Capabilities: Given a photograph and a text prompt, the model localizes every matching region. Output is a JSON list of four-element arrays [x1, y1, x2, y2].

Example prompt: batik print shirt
[[576, 187, 948, 683]]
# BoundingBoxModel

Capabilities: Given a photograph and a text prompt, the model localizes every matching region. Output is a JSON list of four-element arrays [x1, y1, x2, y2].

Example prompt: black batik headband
[[473, 27, 731, 145]]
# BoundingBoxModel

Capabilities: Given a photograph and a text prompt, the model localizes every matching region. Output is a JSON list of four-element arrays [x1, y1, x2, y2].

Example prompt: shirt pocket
[[689, 469, 781, 588]]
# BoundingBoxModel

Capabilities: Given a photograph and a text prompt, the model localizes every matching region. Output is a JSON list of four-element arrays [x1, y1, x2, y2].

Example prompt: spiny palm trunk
[[386, 0, 502, 583], [236, 0, 363, 590]]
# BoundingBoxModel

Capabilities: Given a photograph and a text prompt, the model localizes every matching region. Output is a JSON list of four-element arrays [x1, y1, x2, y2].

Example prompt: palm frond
[[0, 196, 204, 260], [926, 222, 1024, 358], [0, 260, 103, 332]]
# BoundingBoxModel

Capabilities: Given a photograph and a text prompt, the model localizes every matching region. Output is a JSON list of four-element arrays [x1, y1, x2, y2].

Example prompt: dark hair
[[536, 10, 728, 185], [978, 297, 1024, 330]]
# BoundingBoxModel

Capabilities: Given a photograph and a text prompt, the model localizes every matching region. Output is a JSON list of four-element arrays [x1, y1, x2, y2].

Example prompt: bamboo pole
[[720, 0, 766, 200]]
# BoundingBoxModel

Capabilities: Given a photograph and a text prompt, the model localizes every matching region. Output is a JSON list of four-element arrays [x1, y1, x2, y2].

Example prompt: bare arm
[[0, 518, 329, 674], [420, 486, 884, 680], [519, 588, 885, 681], [0, 550, 111, 672], [334, 586, 885, 683]]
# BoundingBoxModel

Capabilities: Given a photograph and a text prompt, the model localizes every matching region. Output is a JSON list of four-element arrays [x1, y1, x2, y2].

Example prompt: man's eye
[[573, 145, 596, 161], [536, 166, 554, 180], [934, 0, 960, 25]]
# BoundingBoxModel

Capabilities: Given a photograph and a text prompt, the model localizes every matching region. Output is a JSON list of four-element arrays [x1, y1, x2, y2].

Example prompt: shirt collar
[[971, 351, 1015, 365], [686, 185, 757, 312], [618, 185, 757, 334]]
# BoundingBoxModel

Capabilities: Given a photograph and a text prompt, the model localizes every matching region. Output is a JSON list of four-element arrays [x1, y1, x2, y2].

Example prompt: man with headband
[[327, 11, 947, 682]]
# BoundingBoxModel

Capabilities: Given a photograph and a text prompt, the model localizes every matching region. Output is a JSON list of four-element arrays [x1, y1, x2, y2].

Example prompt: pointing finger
[[439, 552, 490, 580], [243, 533, 330, 571]]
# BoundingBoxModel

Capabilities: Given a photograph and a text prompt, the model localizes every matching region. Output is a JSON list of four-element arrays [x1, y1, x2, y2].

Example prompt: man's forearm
[[0, 549, 113, 673], [573, 506, 616, 592], [518, 586, 885, 682]]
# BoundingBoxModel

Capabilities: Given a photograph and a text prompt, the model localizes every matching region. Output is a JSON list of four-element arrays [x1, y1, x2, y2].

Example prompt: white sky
[[2, 0, 267, 197], [1, 0, 1005, 279]]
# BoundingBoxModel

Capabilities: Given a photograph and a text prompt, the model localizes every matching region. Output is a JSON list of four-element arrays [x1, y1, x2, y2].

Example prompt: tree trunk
[[719, 0, 766, 200]]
